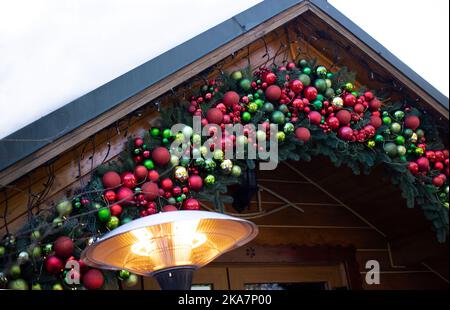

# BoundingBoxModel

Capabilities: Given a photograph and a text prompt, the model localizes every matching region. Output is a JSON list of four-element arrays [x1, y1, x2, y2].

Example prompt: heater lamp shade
[[81, 211, 258, 276]]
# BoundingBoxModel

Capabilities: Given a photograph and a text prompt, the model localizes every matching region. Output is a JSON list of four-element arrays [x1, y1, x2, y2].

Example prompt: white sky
[[0, 0, 448, 139]]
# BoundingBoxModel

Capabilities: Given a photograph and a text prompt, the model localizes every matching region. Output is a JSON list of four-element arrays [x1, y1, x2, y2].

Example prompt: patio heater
[[81, 210, 258, 290]]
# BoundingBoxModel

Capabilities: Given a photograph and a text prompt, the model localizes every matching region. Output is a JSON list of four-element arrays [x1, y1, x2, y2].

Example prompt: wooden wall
[[0, 16, 447, 290]]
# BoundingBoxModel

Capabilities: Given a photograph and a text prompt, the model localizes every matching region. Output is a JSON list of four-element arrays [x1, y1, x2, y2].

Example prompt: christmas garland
[[0, 59, 448, 290]]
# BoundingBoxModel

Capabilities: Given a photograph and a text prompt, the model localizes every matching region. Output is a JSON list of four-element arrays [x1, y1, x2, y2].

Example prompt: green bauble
[[205, 159, 217, 171], [143, 159, 155, 170], [314, 79, 327, 93], [345, 82, 354, 91], [299, 74, 311, 86], [53, 217, 63, 227], [30, 230, 41, 241], [390, 122, 402, 133], [325, 88, 335, 98], [118, 270, 130, 280], [404, 129, 413, 137], [382, 116, 392, 125], [263, 102, 274, 112], [43, 244, 53, 255], [271, 111, 286, 125], [394, 110, 405, 120], [242, 112, 251, 123], [31, 246, 42, 259], [416, 129, 425, 139], [231, 70, 243, 80], [231, 165, 242, 177], [168, 197, 176, 205], [248, 102, 258, 113], [384, 143, 398, 158], [106, 216, 120, 230], [256, 130, 267, 142], [220, 159, 233, 174], [240, 79, 251, 91], [53, 283, 64, 290], [254, 99, 264, 108], [150, 128, 160, 137], [302, 67, 312, 75], [56, 200, 73, 217], [162, 129, 172, 139], [313, 100, 323, 110], [299, 59, 309, 68], [213, 150, 224, 161], [415, 147, 424, 156], [395, 136, 405, 145], [236, 135, 248, 146], [10, 264, 21, 279], [8, 279, 28, 290], [204, 175, 216, 185], [325, 79, 332, 88], [374, 135, 385, 143], [283, 123, 295, 134], [367, 140, 376, 148], [98, 208, 111, 223], [0, 246, 5, 257], [31, 283, 42, 290], [315, 66, 327, 78], [277, 132, 286, 142], [123, 274, 139, 288], [278, 104, 289, 114], [397, 145, 407, 156], [195, 158, 205, 167], [122, 217, 133, 225], [180, 157, 190, 167]]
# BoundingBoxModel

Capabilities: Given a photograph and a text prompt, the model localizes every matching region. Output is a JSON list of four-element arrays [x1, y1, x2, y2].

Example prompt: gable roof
[[0, 0, 448, 186]]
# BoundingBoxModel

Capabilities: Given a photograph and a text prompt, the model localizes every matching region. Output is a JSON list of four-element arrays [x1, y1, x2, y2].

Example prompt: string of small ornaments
[[0, 59, 448, 290]]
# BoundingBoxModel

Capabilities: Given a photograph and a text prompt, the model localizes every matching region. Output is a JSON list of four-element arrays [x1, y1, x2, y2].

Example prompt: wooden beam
[[0, 2, 309, 187]]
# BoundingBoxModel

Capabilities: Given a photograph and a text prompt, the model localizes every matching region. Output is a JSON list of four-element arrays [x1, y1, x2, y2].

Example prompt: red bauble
[[141, 182, 159, 201], [264, 72, 277, 85], [308, 111, 322, 125], [223, 91, 240, 107], [369, 98, 381, 111], [433, 176, 445, 187], [326, 117, 340, 130], [134, 137, 144, 147], [134, 165, 148, 181], [370, 115, 382, 128], [83, 269, 104, 290], [416, 157, 430, 172], [102, 171, 121, 189], [435, 162, 444, 171], [206, 108, 224, 125], [295, 127, 311, 142], [161, 178, 174, 191], [265, 85, 282, 102], [183, 198, 200, 210], [121, 172, 137, 189], [364, 125, 376, 138], [289, 79, 304, 94], [152, 147, 171, 166], [426, 151, 436, 162], [45, 256, 64, 274], [364, 91, 374, 101], [405, 115, 420, 130], [116, 187, 134, 204], [435, 151, 445, 162], [148, 170, 159, 182], [304, 86, 318, 101], [110, 204, 123, 216], [343, 94, 356, 107], [188, 175, 203, 192], [104, 190, 116, 203], [353, 103, 365, 114], [336, 110, 352, 126], [408, 162, 419, 175], [338, 126, 354, 141], [172, 186, 182, 197], [162, 205, 178, 212], [54, 236, 74, 259]]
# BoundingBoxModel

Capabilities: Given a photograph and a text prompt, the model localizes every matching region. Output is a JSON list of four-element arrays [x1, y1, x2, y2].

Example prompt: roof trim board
[[1, 0, 448, 185]]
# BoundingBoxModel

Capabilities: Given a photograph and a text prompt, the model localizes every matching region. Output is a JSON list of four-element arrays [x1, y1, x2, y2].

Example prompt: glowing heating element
[[81, 211, 258, 275]]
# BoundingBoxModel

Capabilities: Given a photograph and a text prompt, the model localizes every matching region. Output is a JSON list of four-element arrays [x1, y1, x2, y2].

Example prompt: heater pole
[[153, 267, 195, 290]]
